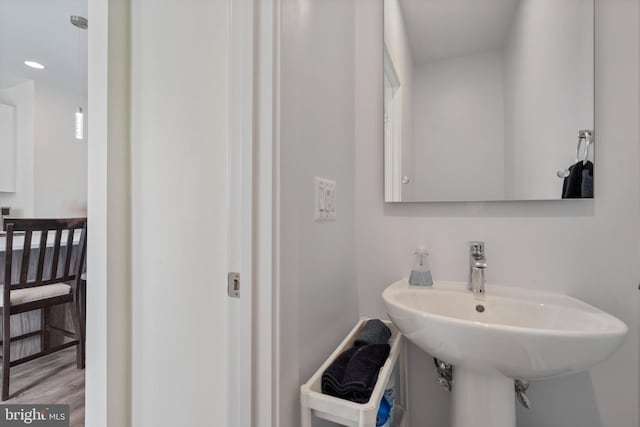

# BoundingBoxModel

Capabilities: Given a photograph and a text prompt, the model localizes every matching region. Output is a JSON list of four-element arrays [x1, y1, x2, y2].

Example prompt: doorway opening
[[0, 1, 88, 425]]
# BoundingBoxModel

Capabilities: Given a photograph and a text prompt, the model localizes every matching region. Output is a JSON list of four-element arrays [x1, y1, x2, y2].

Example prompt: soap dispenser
[[409, 247, 433, 287]]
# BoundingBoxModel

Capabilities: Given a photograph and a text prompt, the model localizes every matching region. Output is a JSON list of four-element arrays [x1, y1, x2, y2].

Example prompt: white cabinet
[[0, 104, 16, 192]]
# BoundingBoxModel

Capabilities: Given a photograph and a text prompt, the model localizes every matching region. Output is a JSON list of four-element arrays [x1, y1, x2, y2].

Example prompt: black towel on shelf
[[354, 319, 391, 347], [562, 161, 584, 198], [321, 344, 391, 404], [321, 347, 358, 395]]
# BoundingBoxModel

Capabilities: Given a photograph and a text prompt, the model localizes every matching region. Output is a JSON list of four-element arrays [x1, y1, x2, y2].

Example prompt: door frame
[[86, 0, 131, 426], [229, 0, 281, 426], [254, 1, 281, 426]]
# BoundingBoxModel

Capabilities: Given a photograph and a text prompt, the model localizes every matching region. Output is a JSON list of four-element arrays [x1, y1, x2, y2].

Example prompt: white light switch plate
[[315, 177, 336, 221]]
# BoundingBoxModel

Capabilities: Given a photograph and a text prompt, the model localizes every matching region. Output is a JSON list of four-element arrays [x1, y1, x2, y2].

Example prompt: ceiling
[[0, 0, 88, 94], [398, 0, 520, 64]]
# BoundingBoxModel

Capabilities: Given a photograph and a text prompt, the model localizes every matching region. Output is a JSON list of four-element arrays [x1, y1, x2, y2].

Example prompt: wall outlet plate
[[315, 177, 336, 222]]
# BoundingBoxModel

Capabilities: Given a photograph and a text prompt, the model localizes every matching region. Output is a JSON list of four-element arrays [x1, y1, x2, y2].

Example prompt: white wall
[[279, 1, 360, 426], [130, 1, 229, 426], [0, 80, 87, 219], [0, 81, 34, 217], [0, 104, 16, 192], [33, 82, 87, 217], [384, 0, 414, 200], [504, 0, 594, 199], [413, 51, 506, 201], [355, 1, 638, 427]]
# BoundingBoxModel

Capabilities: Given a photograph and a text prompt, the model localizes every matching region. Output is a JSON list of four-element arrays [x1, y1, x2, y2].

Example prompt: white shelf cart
[[300, 318, 409, 427]]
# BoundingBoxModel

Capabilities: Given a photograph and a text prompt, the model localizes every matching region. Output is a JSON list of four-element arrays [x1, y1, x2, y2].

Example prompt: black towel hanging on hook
[[562, 160, 593, 198], [562, 162, 584, 198], [562, 130, 594, 199]]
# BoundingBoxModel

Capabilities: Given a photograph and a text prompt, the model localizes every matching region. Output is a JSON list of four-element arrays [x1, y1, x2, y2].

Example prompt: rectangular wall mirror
[[383, 0, 594, 202]]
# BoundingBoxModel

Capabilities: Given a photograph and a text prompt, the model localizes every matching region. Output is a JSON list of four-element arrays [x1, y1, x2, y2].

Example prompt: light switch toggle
[[315, 177, 336, 221]]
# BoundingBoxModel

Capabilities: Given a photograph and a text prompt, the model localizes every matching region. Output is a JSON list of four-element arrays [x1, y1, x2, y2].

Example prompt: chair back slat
[[19, 230, 32, 284], [50, 229, 62, 281], [36, 231, 48, 281], [63, 229, 75, 277], [4, 226, 12, 305], [3, 219, 87, 295], [75, 228, 87, 279]]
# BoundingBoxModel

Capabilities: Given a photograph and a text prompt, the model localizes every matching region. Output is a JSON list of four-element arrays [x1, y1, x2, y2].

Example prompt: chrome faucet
[[468, 241, 487, 295]]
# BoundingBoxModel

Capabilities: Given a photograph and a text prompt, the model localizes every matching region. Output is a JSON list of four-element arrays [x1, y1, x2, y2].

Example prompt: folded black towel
[[322, 344, 391, 403], [354, 319, 391, 347]]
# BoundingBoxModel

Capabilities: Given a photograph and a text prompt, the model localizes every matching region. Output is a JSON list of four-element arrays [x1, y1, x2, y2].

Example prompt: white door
[[130, 1, 235, 426]]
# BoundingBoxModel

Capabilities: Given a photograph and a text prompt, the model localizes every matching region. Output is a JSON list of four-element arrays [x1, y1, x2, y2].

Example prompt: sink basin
[[383, 280, 627, 379], [383, 280, 627, 427]]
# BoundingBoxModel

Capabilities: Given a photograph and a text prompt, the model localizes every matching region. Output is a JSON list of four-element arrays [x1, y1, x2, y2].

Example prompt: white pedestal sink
[[383, 280, 628, 427]]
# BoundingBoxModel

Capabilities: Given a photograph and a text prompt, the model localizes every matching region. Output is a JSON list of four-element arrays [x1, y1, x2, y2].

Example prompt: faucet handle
[[469, 241, 485, 257]]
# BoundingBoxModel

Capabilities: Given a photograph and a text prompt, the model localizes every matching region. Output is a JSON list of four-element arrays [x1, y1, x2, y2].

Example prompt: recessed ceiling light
[[24, 61, 45, 70]]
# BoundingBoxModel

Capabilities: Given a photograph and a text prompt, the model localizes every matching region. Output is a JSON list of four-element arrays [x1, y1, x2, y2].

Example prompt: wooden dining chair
[[1, 218, 87, 401]]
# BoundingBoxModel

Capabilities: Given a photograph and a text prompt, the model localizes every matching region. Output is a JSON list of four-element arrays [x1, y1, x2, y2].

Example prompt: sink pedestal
[[451, 367, 515, 427]]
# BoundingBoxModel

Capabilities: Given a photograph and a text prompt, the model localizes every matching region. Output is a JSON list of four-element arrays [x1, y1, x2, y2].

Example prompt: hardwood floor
[[3, 347, 84, 427]]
